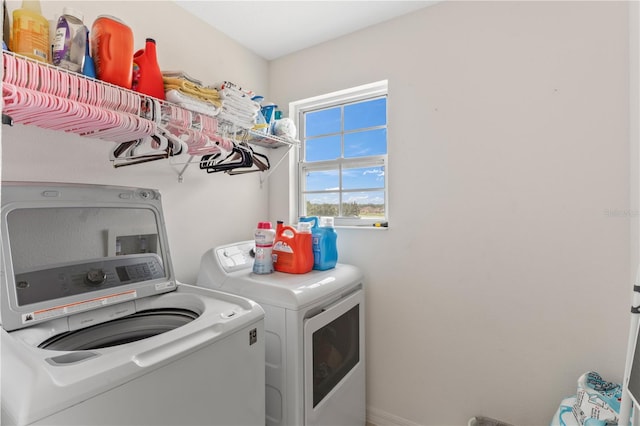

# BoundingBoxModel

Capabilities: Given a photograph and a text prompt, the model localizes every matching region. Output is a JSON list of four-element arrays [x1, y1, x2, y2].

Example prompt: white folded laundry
[[166, 90, 220, 117]]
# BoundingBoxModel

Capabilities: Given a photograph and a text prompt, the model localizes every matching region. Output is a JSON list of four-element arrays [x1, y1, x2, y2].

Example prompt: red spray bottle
[[132, 38, 165, 100]]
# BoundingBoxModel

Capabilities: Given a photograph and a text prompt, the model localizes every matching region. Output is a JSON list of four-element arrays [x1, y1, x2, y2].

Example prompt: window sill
[[336, 225, 389, 231]]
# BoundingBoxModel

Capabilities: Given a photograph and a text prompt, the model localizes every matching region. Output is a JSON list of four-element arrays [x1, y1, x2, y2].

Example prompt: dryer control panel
[[216, 242, 255, 273], [14, 254, 165, 306]]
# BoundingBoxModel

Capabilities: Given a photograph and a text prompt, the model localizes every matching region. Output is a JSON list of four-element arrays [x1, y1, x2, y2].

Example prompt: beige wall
[[268, 2, 631, 424], [2, 1, 270, 282]]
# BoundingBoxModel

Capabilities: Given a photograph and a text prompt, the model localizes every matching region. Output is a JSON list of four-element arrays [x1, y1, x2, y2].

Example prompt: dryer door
[[303, 289, 365, 426]]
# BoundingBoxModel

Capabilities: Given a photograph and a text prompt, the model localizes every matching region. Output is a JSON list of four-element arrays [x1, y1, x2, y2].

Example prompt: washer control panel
[[14, 254, 165, 306]]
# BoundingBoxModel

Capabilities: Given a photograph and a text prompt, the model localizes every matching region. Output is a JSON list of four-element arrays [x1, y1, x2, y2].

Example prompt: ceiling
[[173, 1, 438, 60]]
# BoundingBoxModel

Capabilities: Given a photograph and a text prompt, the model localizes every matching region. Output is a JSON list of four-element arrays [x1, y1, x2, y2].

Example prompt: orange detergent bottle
[[90, 15, 134, 89], [272, 221, 314, 274]]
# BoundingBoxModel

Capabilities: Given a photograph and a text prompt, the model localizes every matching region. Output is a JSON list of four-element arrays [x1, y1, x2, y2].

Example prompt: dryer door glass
[[304, 290, 364, 408], [311, 304, 359, 406]]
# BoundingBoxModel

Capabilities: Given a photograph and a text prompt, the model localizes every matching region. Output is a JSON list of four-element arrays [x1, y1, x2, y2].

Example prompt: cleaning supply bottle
[[52, 7, 85, 72], [299, 216, 321, 268], [81, 27, 96, 78], [11, 0, 49, 62], [251, 95, 268, 134], [4, 1, 11, 52], [132, 38, 165, 100], [318, 216, 338, 270], [272, 221, 313, 274], [253, 221, 275, 275], [261, 103, 277, 126], [300, 216, 338, 270], [91, 15, 134, 89]]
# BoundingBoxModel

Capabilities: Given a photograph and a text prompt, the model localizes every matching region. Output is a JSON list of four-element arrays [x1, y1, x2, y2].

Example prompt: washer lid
[[1, 182, 177, 331]]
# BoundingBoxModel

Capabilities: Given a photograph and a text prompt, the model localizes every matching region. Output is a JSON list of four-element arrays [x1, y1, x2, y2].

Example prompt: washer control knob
[[85, 269, 107, 285]]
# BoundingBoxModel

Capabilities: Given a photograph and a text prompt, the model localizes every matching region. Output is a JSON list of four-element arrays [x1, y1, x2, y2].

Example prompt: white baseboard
[[366, 406, 423, 426]]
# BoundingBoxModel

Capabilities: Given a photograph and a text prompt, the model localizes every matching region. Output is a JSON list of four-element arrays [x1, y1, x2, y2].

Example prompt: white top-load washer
[[0, 182, 265, 426], [197, 240, 366, 426]]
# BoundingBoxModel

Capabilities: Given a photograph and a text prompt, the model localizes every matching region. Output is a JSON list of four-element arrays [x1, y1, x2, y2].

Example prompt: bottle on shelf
[[11, 0, 49, 63], [52, 7, 85, 72], [91, 15, 134, 89], [251, 95, 268, 134], [3, 0, 11, 51], [132, 38, 165, 100], [261, 103, 278, 134], [82, 27, 96, 78]]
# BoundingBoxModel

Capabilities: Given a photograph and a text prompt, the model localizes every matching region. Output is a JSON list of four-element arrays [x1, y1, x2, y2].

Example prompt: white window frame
[[289, 80, 388, 227]]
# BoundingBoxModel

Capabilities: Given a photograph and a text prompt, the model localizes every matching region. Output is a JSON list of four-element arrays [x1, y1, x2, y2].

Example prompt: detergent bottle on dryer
[[317, 216, 338, 269], [272, 220, 313, 274], [299, 216, 338, 270]]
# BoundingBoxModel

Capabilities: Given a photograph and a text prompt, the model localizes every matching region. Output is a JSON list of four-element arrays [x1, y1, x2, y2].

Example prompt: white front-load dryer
[[0, 182, 265, 426], [197, 240, 366, 426]]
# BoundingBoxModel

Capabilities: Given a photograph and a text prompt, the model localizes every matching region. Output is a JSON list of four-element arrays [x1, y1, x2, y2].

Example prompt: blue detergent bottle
[[299, 216, 338, 270]]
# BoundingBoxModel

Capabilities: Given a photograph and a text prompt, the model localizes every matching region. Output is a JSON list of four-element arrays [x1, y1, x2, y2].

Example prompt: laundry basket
[[468, 416, 514, 426]]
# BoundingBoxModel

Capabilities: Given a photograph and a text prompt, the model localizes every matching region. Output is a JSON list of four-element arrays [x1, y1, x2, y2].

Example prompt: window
[[291, 81, 388, 227]]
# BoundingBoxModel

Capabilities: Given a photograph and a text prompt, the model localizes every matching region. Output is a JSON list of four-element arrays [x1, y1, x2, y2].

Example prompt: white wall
[[269, 2, 631, 425], [2, 1, 270, 283], [2, 1, 634, 425]]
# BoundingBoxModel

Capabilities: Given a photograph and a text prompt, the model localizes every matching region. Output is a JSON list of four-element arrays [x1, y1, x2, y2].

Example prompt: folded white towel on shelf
[[209, 81, 263, 129], [219, 87, 254, 101], [165, 90, 221, 117], [221, 95, 260, 111], [221, 103, 257, 121], [217, 110, 256, 129], [214, 81, 254, 96]]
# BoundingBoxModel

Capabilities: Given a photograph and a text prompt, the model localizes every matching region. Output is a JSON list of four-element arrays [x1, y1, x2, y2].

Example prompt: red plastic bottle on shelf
[[132, 38, 165, 100]]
